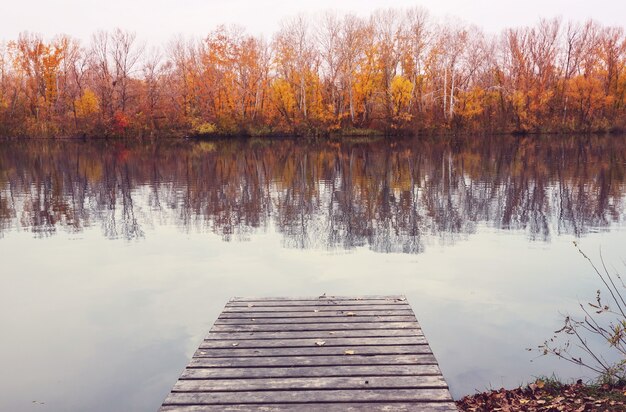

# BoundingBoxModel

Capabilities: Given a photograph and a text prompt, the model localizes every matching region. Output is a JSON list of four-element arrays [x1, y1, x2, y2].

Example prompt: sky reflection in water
[[0, 135, 625, 411]]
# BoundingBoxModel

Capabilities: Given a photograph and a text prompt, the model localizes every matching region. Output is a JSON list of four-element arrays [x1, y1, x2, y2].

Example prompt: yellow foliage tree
[[270, 78, 297, 129], [75, 89, 99, 118], [457, 87, 485, 118], [390, 75, 414, 124], [353, 43, 382, 127]]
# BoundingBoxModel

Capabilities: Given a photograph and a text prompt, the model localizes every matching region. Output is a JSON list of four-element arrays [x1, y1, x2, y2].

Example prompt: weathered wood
[[227, 300, 410, 307], [222, 304, 408, 313], [163, 388, 452, 404], [160, 295, 457, 411], [214, 315, 417, 324], [199, 336, 427, 348], [188, 354, 438, 368], [203, 329, 423, 340], [218, 309, 414, 318], [193, 345, 432, 358], [231, 295, 407, 302], [160, 403, 458, 411], [210, 321, 419, 333], [180, 364, 443, 380], [173, 376, 448, 392]]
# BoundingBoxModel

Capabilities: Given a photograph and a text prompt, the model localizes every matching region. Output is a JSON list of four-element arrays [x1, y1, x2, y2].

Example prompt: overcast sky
[[2, 0, 625, 45]]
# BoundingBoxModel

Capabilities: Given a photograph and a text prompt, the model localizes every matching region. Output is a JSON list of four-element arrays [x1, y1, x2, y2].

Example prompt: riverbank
[[456, 379, 626, 411], [2, 127, 625, 141]]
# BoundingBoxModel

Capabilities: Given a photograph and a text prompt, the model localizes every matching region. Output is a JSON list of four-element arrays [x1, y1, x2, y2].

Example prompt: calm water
[[1, 135, 625, 411]]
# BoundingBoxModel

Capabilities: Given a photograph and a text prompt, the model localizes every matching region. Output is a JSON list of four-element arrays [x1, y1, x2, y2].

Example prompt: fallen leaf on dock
[[344, 350, 355, 355], [232, 343, 239, 347], [315, 341, 326, 346], [247, 304, 254, 307], [346, 312, 356, 316]]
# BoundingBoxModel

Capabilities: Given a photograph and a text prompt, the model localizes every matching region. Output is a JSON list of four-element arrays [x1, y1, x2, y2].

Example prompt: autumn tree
[[372, 9, 404, 127], [400, 7, 430, 127], [316, 12, 344, 129], [597, 26, 626, 127], [141, 47, 164, 134], [165, 36, 202, 129], [272, 16, 324, 131], [89, 29, 143, 134], [0, 41, 12, 133]]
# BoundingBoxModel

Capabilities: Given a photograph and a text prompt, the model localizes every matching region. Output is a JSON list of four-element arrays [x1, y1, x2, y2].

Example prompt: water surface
[[1, 135, 625, 411]]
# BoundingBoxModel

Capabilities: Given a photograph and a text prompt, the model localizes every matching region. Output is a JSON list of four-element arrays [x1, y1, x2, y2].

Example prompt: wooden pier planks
[[159, 295, 457, 411]]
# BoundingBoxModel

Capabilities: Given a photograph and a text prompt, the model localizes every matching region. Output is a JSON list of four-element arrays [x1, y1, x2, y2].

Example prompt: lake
[[1, 135, 625, 411]]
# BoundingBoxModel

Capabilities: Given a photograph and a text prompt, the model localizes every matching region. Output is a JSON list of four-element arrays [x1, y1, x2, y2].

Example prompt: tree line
[[0, 8, 625, 138]]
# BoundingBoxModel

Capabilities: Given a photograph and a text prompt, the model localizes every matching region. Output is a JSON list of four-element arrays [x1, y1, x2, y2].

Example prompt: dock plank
[[203, 329, 423, 340], [227, 300, 409, 307], [173, 376, 448, 391], [231, 295, 407, 301], [214, 316, 418, 324], [199, 336, 428, 348], [159, 296, 457, 411], [210, 321, 419, 332], [218, 309, 414, 318], [164, 388, 452, 404], [193, 345, 432, 358], [180, 365, 444, 379], [188, 354, 438, 368], [222, 304, 408, 313]]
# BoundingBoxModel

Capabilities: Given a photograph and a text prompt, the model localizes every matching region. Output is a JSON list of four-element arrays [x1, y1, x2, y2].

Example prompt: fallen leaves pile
[[456, 379, 626, 411]]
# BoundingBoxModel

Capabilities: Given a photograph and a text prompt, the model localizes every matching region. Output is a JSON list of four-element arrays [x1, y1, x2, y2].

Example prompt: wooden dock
[[160, 295, 457, 411]]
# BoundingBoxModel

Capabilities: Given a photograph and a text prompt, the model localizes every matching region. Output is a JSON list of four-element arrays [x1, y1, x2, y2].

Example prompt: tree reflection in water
[[0, 135, 624, 251]]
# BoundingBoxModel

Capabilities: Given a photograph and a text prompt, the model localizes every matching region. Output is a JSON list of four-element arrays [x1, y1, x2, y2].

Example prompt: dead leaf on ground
[[456, 380, 626, 412], [344, 350, 355, 355], [315, 341, 326, 346]]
